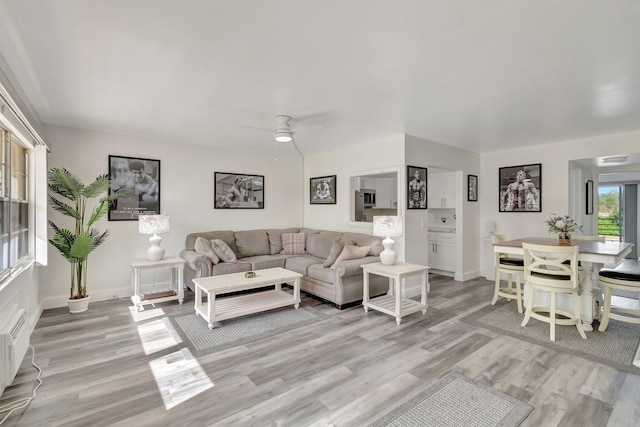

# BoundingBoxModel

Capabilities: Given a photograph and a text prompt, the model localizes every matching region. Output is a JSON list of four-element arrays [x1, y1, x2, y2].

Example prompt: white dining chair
[[598, 258, 640, 331], [521, 243, 586, 341], [491, 234, 525, 313]]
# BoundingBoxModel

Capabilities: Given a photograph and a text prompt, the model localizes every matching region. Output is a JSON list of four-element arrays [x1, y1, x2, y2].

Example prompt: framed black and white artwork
[[108, 155, 160, 221], [214, 172, 264, 209], [498, 163, 541, 212], [467, 175, 478, 202], [586, 180, 594, 215], [310, 175, 336, 204], [407, 165, 427, 209]]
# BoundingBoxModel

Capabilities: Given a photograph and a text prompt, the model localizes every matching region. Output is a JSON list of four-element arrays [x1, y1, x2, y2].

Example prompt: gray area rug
[[462, 302, 640, 374], [165, 305, 328, 356], [368, 371, 533, 427]]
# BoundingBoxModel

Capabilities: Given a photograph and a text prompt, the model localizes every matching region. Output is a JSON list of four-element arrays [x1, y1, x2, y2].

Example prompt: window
[[0, 126, 30, 279]]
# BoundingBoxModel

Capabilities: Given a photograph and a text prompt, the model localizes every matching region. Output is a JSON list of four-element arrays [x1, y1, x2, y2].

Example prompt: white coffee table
[[192, 267, 302, 329]]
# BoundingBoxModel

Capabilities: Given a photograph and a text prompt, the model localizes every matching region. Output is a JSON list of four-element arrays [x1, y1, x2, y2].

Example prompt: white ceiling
[[1, 0, 640, 158]]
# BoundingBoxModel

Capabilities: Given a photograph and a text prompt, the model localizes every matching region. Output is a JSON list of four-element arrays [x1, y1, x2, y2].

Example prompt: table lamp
[[139, 215, 170, 261], [373, 216, 404, 265]]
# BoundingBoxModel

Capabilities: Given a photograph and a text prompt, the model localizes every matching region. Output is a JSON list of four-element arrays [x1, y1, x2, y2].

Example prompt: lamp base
[[147, 234, 165, 261], [379, 236, 397, 265]]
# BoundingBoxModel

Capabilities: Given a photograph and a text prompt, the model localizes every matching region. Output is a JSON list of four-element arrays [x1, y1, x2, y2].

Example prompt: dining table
[[492, 237, 634, 331]]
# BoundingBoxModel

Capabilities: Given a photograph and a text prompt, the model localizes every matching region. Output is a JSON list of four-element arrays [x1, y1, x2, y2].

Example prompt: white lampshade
[[373, 216, 403, 265], [139, 215, 170, 260]]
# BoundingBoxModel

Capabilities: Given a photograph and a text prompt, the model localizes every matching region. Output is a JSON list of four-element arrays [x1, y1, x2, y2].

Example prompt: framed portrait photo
[[407, 165, 427, 209], [467, 175, 478, 202], [586, 180, 594, 215], [214, 172, 264, 209], [310, 175, 336, 204], [498, 163, 541, 212], [108, 155, 160, 221]]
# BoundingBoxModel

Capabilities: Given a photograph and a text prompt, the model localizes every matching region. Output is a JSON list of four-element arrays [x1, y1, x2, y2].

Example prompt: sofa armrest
[[180, 249, 212, 277], [333, 256, 379, 278]]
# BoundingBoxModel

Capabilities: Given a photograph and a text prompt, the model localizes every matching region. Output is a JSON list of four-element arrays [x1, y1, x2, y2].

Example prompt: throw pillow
[[323, 239, 345, 268], [211, 239, 237, 263], [193, 236, 220, 264], [280, 232, 306, 255], [332, 245, 370, 267]]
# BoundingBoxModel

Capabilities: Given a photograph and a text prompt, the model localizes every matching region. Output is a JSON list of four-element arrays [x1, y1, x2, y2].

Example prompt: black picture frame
[[214, 172, 264, 209], [467, 175, 478, 202], [407, 165, 428, 209], [108, 155, 160, 221], [310, 175, 336, 204], [586, 180, 594, 215], [498, 163, 542, 212]]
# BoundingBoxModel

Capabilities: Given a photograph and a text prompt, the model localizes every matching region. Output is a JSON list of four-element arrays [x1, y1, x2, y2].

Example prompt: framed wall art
[[310, 175, 336, 204], [467, 174, 478, 202], [407, 165, 427, 209], [108, 155, 160, 221], [214, 172, 264, 209], [498, 163, 541, 212], [586, 180, 594, 215]]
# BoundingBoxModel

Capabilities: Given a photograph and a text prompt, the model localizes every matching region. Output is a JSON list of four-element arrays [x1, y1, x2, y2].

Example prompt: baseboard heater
[[0, 308, 29, 397]]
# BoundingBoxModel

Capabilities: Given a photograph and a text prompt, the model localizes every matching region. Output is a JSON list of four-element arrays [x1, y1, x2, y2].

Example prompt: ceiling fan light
[[274, 131, 292, 142]]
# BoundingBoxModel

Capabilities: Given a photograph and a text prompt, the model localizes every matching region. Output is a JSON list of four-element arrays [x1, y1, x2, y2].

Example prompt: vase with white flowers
[[545, 213, 582, 246]]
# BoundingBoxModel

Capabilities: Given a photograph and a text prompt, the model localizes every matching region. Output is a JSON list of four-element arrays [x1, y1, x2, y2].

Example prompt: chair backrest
[[571, 235, 605, 242], [523, 243, 579, 290]]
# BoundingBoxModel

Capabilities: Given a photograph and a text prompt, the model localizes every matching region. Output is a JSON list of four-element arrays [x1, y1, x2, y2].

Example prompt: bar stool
[[598, 258, 640, 331], [521, 243, 586, 341], [491, 234, 525, 313]]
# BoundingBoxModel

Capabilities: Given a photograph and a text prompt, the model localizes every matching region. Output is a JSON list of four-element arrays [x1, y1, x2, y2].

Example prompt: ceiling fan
[[239, 113, 327, 160]]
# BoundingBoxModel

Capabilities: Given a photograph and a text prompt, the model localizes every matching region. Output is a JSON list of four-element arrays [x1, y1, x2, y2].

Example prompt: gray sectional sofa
[[179, 227, 389, 308]]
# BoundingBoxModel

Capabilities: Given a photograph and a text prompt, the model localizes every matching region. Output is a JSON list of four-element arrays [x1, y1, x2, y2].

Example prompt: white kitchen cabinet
[[427, 231, 456, 272], [374, 178, 397, 208], [428, 172, 456, 208]]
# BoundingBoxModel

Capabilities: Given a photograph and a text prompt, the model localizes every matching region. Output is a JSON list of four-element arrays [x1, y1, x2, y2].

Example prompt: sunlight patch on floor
[[149, 348, 214, 410], [137, 319, 182, 355], [128, 305, 167, 322]]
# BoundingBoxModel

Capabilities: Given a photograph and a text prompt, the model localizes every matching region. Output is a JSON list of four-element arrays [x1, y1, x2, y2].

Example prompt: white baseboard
[[42, 286, 131, 310]]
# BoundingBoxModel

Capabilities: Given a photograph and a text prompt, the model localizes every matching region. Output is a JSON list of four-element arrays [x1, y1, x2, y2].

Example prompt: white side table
[[361, 262, 430, 325], [130, 257, 185, 311]]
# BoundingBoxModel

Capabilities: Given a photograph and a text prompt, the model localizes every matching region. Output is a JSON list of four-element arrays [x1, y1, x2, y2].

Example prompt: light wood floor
[[2, 275, 639, 426]]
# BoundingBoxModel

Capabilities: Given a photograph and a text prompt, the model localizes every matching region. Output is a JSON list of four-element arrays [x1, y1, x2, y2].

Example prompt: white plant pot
[[67, 295, 91, 314]]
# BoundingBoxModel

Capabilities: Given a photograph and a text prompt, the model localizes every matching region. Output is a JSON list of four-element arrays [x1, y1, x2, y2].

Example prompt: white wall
[[405, 135, 481, 281], [41, 125, 303, 308], [303, 135, 405, 232], [480, 129, 640, 277]]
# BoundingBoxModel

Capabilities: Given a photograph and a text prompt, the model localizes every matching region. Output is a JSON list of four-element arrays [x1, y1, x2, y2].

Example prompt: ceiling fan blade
[[237, 124, 272, 133]]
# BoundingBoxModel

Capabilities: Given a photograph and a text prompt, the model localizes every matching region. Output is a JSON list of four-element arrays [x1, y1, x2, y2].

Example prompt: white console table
[[130, 257, 185, 311]]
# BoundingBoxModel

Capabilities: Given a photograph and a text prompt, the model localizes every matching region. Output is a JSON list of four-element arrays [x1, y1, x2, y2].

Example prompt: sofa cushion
[[194, 236, 220, 264], [185, 230, 237, 253], [241, 255, 288, 270], [211, 239, 237, 262], [285, 255, 324, 276], [323, 239, 345, 268], [300, 228, 320, 255], [235, 229, 270, 258], [311, 231, 344, 259], [266, 228, 300, 254], [333, 245, 370, 266], [281, 232, 306, 255], [342, 232, 384, 256]]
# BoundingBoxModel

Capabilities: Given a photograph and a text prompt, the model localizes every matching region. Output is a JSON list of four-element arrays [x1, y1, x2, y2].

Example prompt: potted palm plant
[[48, 168, 125, 313]]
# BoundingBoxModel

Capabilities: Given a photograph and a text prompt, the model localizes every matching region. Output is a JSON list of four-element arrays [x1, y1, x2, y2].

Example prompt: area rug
[[368, 371, 533, 427], [165, 306, 328, 356], [462, 302, 640, 374]]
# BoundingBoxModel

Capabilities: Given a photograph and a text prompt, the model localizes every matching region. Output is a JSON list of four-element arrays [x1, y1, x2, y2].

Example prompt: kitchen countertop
[[428, 227, 456, 233]]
